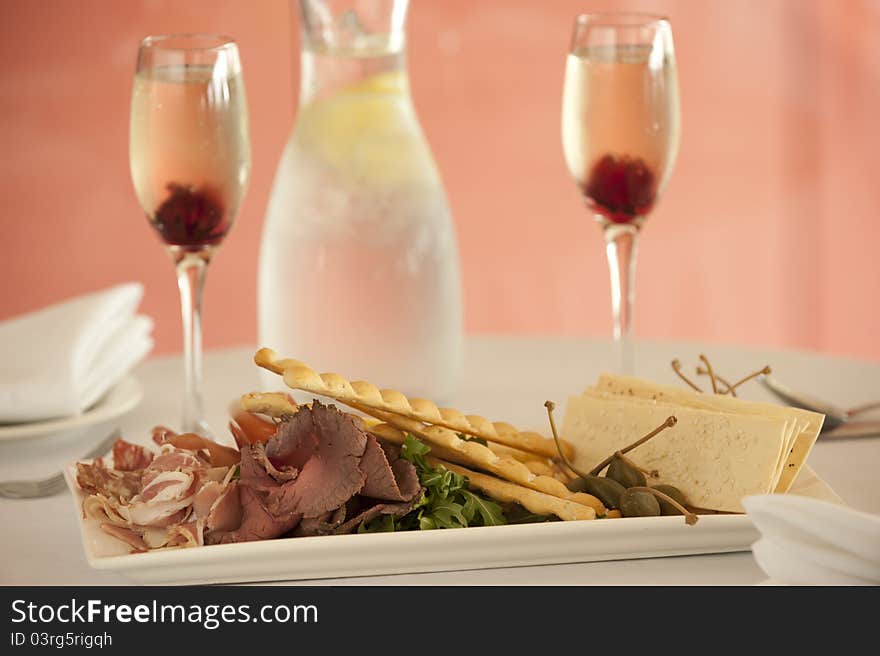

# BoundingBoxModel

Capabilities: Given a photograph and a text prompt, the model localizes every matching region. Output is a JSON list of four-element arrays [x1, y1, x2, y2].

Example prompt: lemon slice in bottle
[[295, 70, 434, 187]]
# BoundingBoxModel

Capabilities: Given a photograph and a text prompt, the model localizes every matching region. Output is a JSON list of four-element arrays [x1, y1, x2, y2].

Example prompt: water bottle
[[258, 0, 463, 401]]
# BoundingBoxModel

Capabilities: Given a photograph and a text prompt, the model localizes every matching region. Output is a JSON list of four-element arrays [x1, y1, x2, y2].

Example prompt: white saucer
[[0, 377, 143, 442]]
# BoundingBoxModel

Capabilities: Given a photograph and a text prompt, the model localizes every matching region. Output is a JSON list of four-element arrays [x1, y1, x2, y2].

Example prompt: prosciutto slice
[[76, 461, 141, 501], [152, 426, 240, 467], [78, 402, 424, 551], [165, 521, 204, 548], [99, 523, 149, 552], [112, 439, 153, 471], [80, 440, 237, 551]]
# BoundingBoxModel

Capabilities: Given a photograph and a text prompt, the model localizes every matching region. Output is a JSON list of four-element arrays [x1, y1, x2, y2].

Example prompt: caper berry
[[565, 477, 590, 493], [605, 455, 647, 489], [578, 475, 626, 509], [652, 484, 687, 516], [619, 488, 661, 517]]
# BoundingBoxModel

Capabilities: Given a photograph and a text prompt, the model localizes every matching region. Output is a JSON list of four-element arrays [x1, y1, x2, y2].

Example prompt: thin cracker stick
[[254, 348, 574, 460], [486, 441, 546, 464], [477, 443, 568, 479], [244, 384, 602, 513], [239, 391, 299, 417], [521, 460, 556, 478], [368, 420, 493, 467], [363, 412, 605, 515], [428, 457, 595, 521]]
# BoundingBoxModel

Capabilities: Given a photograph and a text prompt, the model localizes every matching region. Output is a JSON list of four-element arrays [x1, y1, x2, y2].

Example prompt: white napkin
[[0, 283, 153, 423], [743, 494, 880, 585]]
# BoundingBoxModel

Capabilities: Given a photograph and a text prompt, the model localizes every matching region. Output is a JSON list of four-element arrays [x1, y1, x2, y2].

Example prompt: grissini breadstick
[[427, 457, 596, 521], [239, 391, 605, 516], [483, 445, 567, 481], [484, 441, 545, 464], [238, 391, 299, 417], [353, 402, 605, 515], [520, 460, 557, 478], [360, 419, 593, 521], [253, 348, 574, 460]]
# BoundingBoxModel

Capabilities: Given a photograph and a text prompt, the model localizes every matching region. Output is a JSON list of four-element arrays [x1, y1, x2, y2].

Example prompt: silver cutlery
[[0, 428, 119, 499], [759, 375, 880, 437], [819, 421, 880, 440]]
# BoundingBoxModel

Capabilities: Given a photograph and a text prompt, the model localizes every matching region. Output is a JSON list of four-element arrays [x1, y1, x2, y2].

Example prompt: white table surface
[[2, 336, 878, 586]]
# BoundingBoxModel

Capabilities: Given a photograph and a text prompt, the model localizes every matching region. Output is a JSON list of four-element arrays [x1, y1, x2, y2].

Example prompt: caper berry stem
[[588, 416, 678, 476], [676, 356, 771, 397], [672, 359, 703, 393], [694, 362, 772, 397], [698, 354, 719, 394], [629, 486, 698, 525], [615, 451, 659, 478], [696, 367, 736, 396], [544, 401, 593, 480], [685, 505, 741, 516], [726, 365, 772, 394]]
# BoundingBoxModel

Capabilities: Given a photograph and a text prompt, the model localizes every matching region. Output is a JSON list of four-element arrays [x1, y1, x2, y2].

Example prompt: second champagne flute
[[561, 14, 680, 373], [130, 34, 252, 434]]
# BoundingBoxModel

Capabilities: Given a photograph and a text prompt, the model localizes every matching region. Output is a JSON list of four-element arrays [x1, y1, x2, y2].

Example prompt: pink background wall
[[1, 0, 879, 359]]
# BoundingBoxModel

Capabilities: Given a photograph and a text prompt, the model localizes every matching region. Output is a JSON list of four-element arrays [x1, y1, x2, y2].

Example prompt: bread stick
[[240, 391, 602, 519], [428, 458, 595, 521], [254, 348, 574, 460], [361, 411, 605, 515], [239, 391, 298, 417]]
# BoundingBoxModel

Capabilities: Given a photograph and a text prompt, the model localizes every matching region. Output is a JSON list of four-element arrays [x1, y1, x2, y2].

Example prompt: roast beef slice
[[265, 401, 368, 518]]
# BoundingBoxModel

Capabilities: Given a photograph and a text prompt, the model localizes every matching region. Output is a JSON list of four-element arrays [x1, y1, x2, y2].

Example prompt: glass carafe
[[259, 0, 463, 401]]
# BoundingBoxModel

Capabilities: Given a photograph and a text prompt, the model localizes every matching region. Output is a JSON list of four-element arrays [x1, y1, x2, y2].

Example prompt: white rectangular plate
[[64, 464, 841, 585]]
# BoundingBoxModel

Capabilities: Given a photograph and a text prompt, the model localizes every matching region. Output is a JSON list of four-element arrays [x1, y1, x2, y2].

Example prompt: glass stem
[[174, 250, 211, 435], [603, 223, 640, 374]]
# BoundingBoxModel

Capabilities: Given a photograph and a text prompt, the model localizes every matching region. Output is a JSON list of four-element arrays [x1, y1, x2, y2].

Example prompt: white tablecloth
[[2, 336, 878, 585]]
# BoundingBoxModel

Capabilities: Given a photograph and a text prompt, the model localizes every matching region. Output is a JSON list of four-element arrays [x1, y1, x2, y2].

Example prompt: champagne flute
[[561, 14, 680, 373], [129, 34, 251, 434]]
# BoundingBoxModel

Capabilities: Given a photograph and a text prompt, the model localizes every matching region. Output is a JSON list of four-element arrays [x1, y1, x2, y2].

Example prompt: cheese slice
[[562, 394, 790, 512], [594, 374, 825, 492], [583, 387, 797, 495]]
